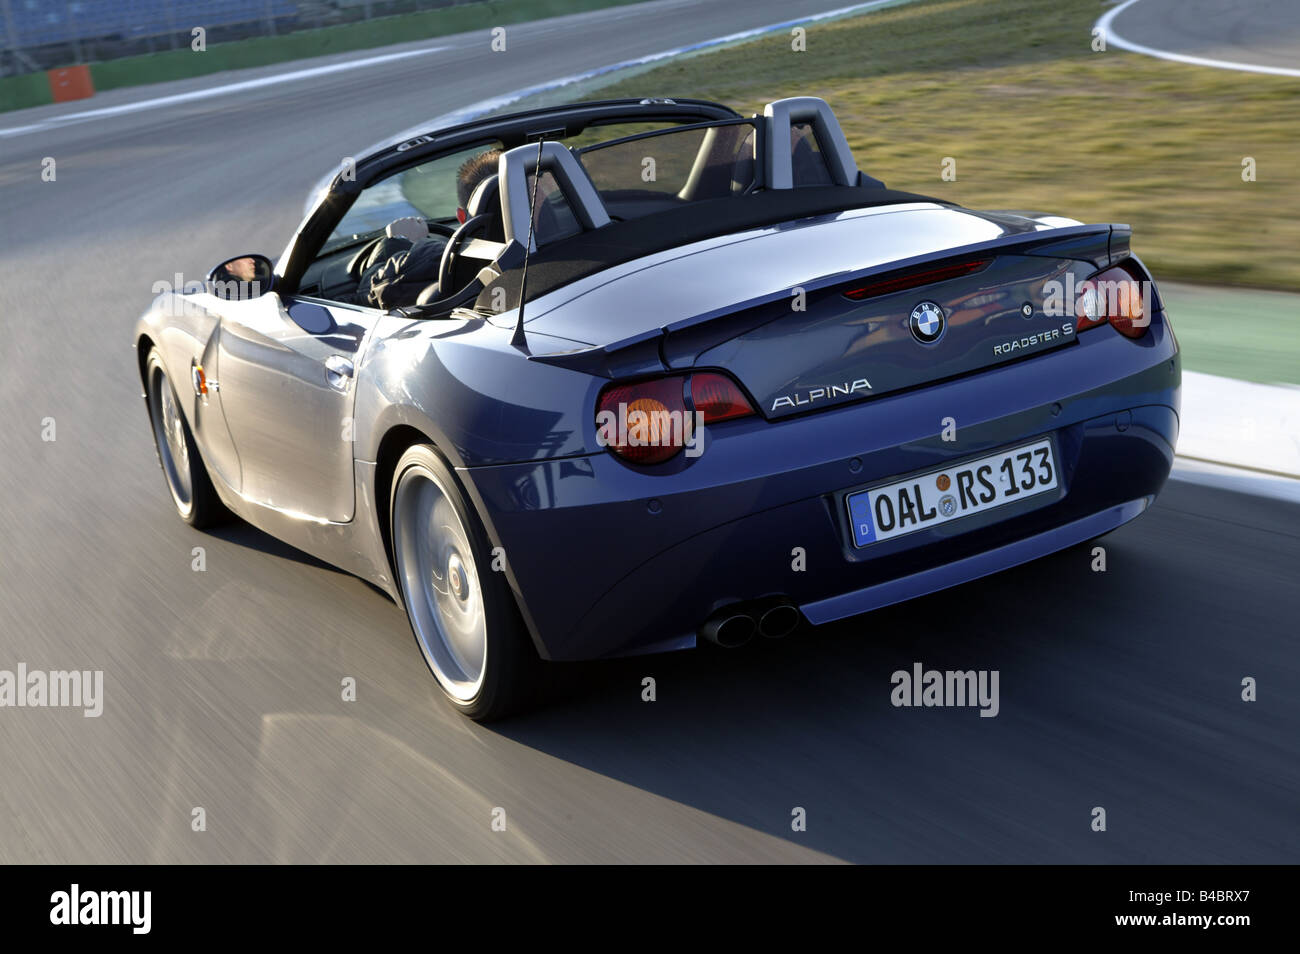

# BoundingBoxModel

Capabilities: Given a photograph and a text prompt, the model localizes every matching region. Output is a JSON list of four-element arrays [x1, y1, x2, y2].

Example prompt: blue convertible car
[[136, 96, 1180, 719]]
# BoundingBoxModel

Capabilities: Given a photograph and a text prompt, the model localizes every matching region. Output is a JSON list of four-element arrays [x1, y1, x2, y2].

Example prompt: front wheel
[[390, 445, 536, 720], [145, 348, 226, 528]]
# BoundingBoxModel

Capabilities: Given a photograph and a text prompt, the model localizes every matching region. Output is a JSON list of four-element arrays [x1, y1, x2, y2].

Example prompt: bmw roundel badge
[[910, 300, 946, 344]]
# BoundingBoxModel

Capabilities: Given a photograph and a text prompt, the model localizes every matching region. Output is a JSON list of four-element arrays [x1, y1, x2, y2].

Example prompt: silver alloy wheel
[[149, 365, 193, 512], [393, 464, 487, 702]]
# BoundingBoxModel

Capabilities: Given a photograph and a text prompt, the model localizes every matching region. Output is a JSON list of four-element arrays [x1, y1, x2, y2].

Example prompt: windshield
[[327, 140, 503, 245], [574, 119, 758, 221]]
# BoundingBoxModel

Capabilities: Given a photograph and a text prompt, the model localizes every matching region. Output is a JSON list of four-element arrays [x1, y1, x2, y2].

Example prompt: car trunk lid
[[525, 204, 1119, 415]]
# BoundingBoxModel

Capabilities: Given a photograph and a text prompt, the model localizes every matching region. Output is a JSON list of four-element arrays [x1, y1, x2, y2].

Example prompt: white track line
[[0, 45, 447, 138], [1096, 0, 1300, 78]]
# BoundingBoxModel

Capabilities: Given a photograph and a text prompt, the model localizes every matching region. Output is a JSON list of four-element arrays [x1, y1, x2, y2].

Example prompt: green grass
[[594, 0, 1300, 293], [0, 0, 648, 112]]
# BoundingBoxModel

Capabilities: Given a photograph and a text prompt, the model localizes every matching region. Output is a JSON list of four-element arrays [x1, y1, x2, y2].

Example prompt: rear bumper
[[801, 497, 1150, 624], [463, 318, 1180, 660]]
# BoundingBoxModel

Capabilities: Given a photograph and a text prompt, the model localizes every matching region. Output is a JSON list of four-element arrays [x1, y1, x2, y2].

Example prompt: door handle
[[325, 355, 354, 389]]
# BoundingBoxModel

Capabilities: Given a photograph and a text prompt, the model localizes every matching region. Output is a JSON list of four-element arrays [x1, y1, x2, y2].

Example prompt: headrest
[[763, 96, 860, 189], [467, 174, 499, 218], [497, 142, 610, 250]]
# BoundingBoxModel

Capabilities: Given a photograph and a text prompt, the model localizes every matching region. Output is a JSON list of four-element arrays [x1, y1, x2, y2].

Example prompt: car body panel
[[214, 294, 378, 522]]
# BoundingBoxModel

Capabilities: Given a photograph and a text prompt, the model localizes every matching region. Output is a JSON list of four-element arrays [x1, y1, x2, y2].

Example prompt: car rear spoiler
[[526, 222, 1126, 378]]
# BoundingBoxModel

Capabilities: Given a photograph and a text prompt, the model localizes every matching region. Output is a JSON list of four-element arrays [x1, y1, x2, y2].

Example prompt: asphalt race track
[[1, 0, 1297, 863], [1109, 0, 1300, 72]]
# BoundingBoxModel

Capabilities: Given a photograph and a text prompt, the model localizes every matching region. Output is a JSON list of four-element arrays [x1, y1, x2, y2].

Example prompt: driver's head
[[224, 257, 258, 282], [455, 148, 502, 224]]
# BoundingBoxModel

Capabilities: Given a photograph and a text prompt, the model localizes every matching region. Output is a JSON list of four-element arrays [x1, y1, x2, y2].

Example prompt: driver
[[357, 148, 503, 310]]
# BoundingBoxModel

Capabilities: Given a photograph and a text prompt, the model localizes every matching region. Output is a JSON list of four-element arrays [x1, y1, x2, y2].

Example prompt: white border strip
[[1096, 0, 1300, 78], [1170, 459, 1300, 504], [0, 46, 447, 139], [1177, 370, 1300, 478]]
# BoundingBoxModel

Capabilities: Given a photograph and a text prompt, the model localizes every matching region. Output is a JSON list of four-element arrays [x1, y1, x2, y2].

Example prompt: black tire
[[389, 444, 538, 721], [145, 347, 227, 529]]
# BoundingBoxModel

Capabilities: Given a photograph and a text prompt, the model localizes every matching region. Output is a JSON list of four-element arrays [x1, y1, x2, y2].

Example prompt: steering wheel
[[346, 219, 458, 282]]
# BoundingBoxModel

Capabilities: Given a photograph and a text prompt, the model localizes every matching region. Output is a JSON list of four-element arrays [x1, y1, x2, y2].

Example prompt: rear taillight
[[596, 371, 755, 465], [1075, 264, 1150, 339], [597, 377, 685, 465], [688, 372, 753, 424]]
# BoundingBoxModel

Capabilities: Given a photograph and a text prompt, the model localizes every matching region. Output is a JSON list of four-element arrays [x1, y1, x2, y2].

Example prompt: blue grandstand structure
[[0, 0, 319, 74], [2, 1, 299, 46]]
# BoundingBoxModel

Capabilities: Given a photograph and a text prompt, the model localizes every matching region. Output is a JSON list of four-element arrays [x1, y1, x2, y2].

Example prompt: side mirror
[[207, 254, 274, 301]]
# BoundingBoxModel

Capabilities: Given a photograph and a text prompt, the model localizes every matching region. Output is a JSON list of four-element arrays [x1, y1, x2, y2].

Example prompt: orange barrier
[[48, 65, 95, 103]]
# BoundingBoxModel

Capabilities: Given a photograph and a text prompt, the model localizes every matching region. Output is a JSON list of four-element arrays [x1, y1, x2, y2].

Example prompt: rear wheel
[[390, 445, 536, 721], [145, 348, 226, 528]]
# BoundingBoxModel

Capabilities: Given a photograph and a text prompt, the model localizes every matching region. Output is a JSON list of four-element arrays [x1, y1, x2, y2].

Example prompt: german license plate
[[846, 439, 1058, 547]]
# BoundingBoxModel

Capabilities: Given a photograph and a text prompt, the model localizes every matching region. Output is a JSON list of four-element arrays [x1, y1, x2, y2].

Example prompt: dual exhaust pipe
[[700, 599, 802, 648]]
